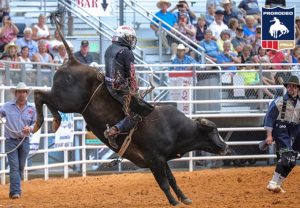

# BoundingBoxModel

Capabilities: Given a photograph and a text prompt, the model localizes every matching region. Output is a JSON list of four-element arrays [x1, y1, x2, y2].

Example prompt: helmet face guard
[[114, 25, 137, 50]]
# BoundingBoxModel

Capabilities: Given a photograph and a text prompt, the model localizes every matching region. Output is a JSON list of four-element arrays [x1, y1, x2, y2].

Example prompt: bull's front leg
[[33, 90, 46, 133], [33, 90, 62, 133]]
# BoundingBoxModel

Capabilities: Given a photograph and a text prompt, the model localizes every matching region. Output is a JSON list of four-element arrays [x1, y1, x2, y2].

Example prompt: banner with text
[[54, 113, 74, 148], [77, 0, 113, 16]]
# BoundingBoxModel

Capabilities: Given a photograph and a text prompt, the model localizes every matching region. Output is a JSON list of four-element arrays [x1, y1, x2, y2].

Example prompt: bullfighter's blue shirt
[[0, 100, 36, 139]]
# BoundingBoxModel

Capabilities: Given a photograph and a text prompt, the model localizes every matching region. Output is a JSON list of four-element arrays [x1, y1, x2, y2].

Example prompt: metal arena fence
[[1, 61, 297, 185]]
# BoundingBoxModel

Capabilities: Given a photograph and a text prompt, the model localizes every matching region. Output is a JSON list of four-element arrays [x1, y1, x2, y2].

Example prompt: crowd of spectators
[[150, 0, 300, 99]]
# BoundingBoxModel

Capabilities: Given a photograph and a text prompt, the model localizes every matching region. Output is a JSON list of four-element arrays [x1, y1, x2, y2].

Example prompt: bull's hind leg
[[166, 163, 192, 205], [33, 90, 61, 133], [149, 161, 179, 206]]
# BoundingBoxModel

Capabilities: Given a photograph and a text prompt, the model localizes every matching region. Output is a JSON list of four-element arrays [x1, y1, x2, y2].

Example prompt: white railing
[[1, 62, 296, 184]]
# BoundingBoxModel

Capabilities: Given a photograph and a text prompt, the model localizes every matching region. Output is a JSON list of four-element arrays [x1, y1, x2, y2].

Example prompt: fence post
[[1, 86, 5, 185], [82, 120, 87, 177], [189, 151, 193, 172], [64, 149, 68, 179], [258, 64, 264, 112], [44, 105, 49, 180], [4, 63, 10, 85]]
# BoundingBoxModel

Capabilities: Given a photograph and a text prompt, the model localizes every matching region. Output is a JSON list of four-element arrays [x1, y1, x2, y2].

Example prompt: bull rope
[[0, 117, 27, 155], [81, 82, 104, 115]]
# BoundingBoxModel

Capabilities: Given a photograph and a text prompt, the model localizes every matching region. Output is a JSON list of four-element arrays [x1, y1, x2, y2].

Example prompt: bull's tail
[[49, 9, 76, 63]]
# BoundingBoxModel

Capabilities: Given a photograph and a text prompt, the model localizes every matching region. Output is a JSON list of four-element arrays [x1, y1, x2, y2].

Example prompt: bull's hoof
[[181, 198, 193, 205], [52, 118, 61, 132]]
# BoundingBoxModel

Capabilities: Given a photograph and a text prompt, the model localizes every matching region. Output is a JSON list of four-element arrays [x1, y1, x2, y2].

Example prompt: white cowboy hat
[[156, 0, 171, 9], [4, 42, 19, 53], [221, 0, 231, 5], [11, 82, 32, 94], [176, 44, 189, 53]]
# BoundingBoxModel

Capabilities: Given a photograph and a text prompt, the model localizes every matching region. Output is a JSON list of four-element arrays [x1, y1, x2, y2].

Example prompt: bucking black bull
[[33, 10, 228, 206]]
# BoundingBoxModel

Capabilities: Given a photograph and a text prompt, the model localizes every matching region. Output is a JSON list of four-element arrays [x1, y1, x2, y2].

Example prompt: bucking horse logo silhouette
[[269, 17, 289, 39]]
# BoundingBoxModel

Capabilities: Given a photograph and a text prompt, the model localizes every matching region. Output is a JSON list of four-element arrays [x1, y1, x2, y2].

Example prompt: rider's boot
[[104, 126, 119, 149]]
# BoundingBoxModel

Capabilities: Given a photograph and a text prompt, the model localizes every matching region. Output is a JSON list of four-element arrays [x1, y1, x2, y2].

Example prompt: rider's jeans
[[5, 138, 30, 196]]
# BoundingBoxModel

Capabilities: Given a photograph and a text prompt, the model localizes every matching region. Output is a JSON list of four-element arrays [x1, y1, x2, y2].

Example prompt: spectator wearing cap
[[171, 0, 196, 24], [217, 40, 240, 70], [0, 82, 36, 199], [32, 14, 51, 42], [265, 0, 285, 8], [49, 29, 73, 58], [195, 15, 208, 43], [199, 29, 220, 62], [228, 17, 239, 39], [0, 15, 18, 52], [222, 0, 244, 25], [231, 24, 247, 56], [0, 0, 10, 22], [74, 40, 93, 65], [238, 0, 260, 22], [205, 3, 215, 26], [150, 0, 178, 52], [217, 29, 236, 53], [170, 43, 197, 70], [207, 9, 229, 40], [16, 27, 38, 60]]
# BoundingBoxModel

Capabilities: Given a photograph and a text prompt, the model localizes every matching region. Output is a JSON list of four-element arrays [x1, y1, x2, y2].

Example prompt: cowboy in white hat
[[0, 82, 36, 199], [171, 43, 197, 70]]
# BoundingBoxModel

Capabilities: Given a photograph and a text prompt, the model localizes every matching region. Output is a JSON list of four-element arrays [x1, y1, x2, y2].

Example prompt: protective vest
[[275, 96, 300, 124]]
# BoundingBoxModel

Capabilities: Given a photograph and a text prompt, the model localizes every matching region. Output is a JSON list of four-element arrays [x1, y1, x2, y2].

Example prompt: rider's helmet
[[113, 25, 137, 50]]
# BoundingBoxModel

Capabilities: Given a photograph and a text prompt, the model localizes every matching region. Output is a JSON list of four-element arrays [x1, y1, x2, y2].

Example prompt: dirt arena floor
[[0, 166, 300, 208]]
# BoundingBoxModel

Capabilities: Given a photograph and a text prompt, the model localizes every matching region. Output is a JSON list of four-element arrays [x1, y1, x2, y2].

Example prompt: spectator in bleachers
[[16, 27, 38, 60], [228, 17, 238, 39], [295, 16, 300, 42], [206, 0, 222, 13], [253, 46, 270, 64], [199, 29, 220, 62], [222, 0, 244, 25], [205, 3, 215, 26], [231, 24, 247, 56], [0, 0, 9, 22], [1, 42, 19, 69], [291, 46, 300, 63], [217, 29, 236, 53], [74, 40, 93, 65], [265, 0, 286, 8], [150, 0, 177, 53], [18, 46, 33, 70], [217, 40, 240, 70], [267, 49, 285, 70], [243, 15, 256, 40], [248, 25, 261, 55], [174, 13, 196, 45], [54, 44, 68, 65], [32, 14, 51, 42], [238, 0, 261, 23], [195, 15, 207, 43], [171, 0, 196, 24], [0, 16, 18, 52], [32, 40, 53, 67], [170, 44, 197, 70], [208, 9, 228, 40], [238, 44, 253, 65], [49, 29, 73, 58]]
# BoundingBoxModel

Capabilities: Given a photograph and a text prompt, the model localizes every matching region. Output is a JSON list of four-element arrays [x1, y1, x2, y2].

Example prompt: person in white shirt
[[208, 9, 229, 40], [49, 29, 73, 58]]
